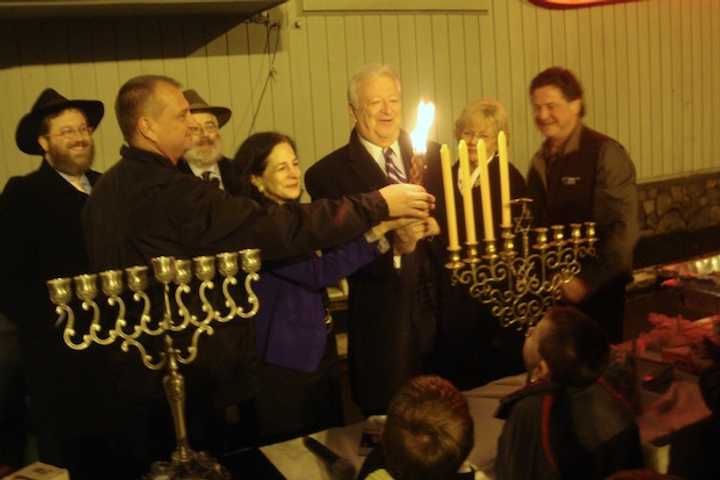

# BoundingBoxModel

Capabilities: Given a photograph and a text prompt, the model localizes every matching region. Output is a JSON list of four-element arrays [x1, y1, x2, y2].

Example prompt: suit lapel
[[37, 160, 90, 199], [87, 169, 101, 187], [347, 129, 390, 191]]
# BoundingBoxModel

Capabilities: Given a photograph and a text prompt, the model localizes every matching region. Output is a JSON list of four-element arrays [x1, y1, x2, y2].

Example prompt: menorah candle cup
[[482, 239, 497, 259], [126, 266, 149, 292], [240, 249, 261, 274], [445, 247, 464, 270], [585, 222, 596, 239], [47, 277, 73, 305], [74, 274, 98, 301], [217, 252, 239, 278], [570, 223, 582, 241], [534, 227, 549, 248], [193, 256, 216, 281], [551, 225, 565, 243], [100, 270, 124, 297], [174, 259, 193, 285], [501, 227, 515, 253], [152, 256, 176, 284], [464, 243, 481, 264]]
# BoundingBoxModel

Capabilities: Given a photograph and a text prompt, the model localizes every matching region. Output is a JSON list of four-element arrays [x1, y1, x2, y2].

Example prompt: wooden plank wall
[[1, 0, 719, 189]]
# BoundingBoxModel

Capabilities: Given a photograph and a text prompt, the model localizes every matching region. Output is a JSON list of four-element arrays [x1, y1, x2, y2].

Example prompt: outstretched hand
[[379, 183, 435, 219], [393, 217, 441, 255], [366, 218, 416, 242]]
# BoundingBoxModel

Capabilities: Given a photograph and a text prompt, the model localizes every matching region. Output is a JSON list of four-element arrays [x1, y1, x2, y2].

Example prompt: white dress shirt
[[57, 170, 92, 194]]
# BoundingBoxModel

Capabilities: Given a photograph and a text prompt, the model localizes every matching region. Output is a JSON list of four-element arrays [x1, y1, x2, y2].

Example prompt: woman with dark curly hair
[[231, 131, 406, 442]]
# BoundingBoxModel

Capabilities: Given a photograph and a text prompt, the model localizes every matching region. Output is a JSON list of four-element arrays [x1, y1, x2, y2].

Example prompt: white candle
[[458, 140, 477, 245], [476, 139, 495, 242], [498, 131, 511, 228], [440, 145, 460, 251]]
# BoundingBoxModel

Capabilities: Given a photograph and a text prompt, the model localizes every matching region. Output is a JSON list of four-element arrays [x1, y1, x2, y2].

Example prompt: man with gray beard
[[0, 88, 106, 476], [178, 89, 233, 190]]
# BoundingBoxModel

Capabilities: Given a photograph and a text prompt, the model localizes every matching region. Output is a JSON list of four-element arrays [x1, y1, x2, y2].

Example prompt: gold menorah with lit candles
[[444, 196, 598, 330], [409, 100, 597, 330], [438, 130, 597, 330], [46, 249, 261, 480]]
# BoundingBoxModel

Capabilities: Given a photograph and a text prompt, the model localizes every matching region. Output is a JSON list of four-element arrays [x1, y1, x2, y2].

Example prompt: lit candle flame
[[410, 100, 436, 154]]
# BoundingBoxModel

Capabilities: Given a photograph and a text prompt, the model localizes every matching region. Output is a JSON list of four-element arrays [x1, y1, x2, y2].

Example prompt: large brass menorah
[[46, 249, 261, 480], [446, 199, 597, 330]]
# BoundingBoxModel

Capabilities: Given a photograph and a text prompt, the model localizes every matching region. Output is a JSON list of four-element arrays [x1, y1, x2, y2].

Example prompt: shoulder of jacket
[[307, 144, 351, 176]]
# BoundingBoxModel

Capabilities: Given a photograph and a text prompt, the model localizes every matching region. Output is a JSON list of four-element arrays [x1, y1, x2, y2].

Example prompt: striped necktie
[[383, 148, 406, 183]]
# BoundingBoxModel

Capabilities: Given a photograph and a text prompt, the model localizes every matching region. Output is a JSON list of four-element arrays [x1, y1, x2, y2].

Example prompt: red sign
[[530, 0, 639, 8]]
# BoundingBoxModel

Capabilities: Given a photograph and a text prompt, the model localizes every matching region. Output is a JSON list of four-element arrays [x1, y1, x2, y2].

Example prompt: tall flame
[[410, 100, 436, 154]]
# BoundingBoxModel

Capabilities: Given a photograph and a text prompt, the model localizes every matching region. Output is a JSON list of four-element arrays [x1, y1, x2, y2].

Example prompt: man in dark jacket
[[0, 88, 105, 475], [526, 67, 639, 343], [495, 306, 643, 480], [305, 64, 440, 415], [80, 74, 433, 478], [177, 89, 234, 190]]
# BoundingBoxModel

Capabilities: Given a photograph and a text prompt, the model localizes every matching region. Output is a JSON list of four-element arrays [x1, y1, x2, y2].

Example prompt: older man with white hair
[[178, 89, 233, 190], [305, 64, 441, 415]]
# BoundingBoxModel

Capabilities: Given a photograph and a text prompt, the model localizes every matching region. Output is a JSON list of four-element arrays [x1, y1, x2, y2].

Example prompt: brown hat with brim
[[16, 88, 104, 155], [183, 89, 232, 128]]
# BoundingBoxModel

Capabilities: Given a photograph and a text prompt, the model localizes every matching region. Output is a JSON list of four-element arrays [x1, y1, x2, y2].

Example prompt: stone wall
[[638, 172, 720, 236], [635, 172, 720, 268]]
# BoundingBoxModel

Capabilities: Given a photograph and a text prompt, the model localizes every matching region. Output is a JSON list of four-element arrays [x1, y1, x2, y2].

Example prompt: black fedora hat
[[183, 89, 232, 128], [16, 88, 104, 155]]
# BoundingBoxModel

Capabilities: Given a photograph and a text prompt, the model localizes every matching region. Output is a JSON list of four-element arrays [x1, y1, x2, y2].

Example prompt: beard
[[184, 137, 224, 168], [47, 138, 94, 176]]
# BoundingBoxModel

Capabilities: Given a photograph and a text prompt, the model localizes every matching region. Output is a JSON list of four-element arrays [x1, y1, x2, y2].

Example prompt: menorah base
[[144, 451, 231, 480]]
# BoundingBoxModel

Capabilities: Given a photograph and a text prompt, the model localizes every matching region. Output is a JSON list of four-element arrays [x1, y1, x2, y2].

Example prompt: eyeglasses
[[461, 130, 493, 143], [189, 123, 220, 136], [47, 125, 94, 139]]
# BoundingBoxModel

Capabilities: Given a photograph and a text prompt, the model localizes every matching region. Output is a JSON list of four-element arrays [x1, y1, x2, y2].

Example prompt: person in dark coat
[[231, 131, 409, 443], [177, 89, 234, 190], [80, 74, 434, 478], [494, 306, 643, 480], [526, 67, 639, 343], [305, 63, 441, 415], [424, 98, 528, 389], [0, 312, 25, 468], [0, 88, 106, 476]]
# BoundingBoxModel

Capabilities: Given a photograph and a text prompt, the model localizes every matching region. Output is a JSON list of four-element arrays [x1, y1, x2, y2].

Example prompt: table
[[260, 374, 526, 479]]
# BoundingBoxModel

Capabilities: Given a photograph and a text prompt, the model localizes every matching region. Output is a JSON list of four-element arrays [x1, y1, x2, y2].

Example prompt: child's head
[[382, 375, 474, 480]]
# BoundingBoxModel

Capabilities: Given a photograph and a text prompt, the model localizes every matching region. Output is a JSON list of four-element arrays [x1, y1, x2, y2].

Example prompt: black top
[[495, 379, 643, 480]]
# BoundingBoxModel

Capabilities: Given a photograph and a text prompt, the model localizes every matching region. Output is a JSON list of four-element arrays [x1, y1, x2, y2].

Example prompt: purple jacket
[[254, 236, 381, 372]]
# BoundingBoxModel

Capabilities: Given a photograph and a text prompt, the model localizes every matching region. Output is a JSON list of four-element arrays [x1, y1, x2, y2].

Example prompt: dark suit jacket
[[177, 155, 234, 190], [305, 129, 437, 414], [0, 160, 107, 454]]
